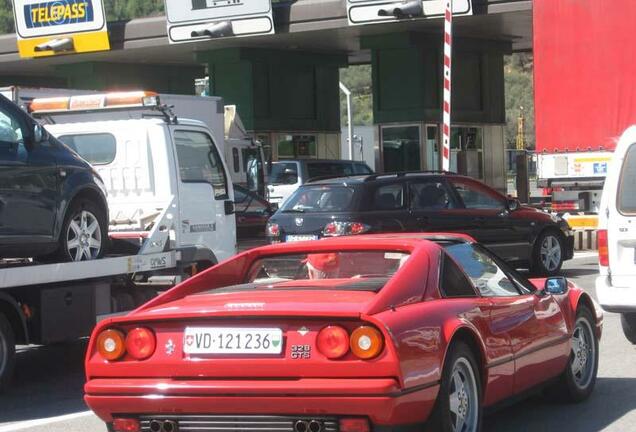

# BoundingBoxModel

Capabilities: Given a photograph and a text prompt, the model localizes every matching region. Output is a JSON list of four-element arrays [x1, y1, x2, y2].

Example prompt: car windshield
[[206, 251, 410, 294], [270, 162, 299, 185], [280, 185, 356, 213]]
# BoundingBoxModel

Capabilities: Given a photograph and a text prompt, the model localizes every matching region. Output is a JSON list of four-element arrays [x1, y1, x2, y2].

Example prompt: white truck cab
[[596, 126, 636, 344], [32, 92, 237, 266]]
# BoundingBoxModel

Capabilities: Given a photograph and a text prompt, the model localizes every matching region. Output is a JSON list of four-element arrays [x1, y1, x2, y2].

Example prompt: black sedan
[[266, 172, 574, 275]]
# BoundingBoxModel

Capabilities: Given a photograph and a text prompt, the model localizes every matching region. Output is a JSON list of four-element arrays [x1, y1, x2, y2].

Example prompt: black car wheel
[[427, 341, 482, 432], [0, 313, 15, 393], [547, 306, 598, 402], [621, 313, 636, 344], [532, 231, 564, 276], [59, 199, 108, 262]]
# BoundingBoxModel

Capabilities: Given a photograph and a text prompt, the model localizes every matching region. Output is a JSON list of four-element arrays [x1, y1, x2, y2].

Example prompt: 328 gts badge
[[290, 344, 311, 359]]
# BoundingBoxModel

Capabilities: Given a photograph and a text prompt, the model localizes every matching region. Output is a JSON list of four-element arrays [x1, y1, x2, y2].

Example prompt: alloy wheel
[[571, 317, 596, 390], [449, 357, 479, 432], [66, 210, 102, 261], [540, 235, 562, 272]]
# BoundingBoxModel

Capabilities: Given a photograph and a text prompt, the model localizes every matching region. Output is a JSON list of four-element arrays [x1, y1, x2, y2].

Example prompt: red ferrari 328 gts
[[85, 234, 602, 432]]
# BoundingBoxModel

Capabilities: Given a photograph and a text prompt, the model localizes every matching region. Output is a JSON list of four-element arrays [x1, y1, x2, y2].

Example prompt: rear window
[[58, 133, 116, 165], [280, 185, 356, 213], [209, 251, 410, 294], [307, 162, 353, 180], [618, 144, 636, 214]]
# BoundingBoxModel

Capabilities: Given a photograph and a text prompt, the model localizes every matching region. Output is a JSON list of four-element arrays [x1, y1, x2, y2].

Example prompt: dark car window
[[354, 163, 373, 174], [271, 162, 299, 185], [58, 133, 116, 165], [0, 104, 26, 159], [306, 162, 353, 180], [372, 183, 404, 210], [281, 185, 356, 213], [451, 179, 505, 210], [441, 253, 479, 298], [444, 243, 521, 297], [618, 143, 636, 214], [410, 180, 455, 210]]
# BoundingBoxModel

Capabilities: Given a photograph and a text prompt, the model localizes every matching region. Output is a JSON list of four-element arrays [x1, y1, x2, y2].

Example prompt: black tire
[[621, 313, 636, 344], [427, 341, 482, 432], [56, 199, 108, 262], [0, 313, 16, 393], [547, 306, 599, 403], [531, 231, 565, 276]]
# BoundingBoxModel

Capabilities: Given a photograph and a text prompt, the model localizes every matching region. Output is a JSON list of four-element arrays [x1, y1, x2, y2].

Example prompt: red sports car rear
[[84, 235, 602, 432]]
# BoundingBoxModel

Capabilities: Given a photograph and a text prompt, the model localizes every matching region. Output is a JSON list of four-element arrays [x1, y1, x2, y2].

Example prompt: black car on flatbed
[[266, 171, 574, 275]]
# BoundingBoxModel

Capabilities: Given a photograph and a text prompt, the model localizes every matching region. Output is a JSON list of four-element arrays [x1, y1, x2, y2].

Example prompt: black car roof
[[307, 170, 461, 185]]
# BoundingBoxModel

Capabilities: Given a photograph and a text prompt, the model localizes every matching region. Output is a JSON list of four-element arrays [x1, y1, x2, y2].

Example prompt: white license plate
[[286, 235, 318, 242], [183, 327, 283, 355]]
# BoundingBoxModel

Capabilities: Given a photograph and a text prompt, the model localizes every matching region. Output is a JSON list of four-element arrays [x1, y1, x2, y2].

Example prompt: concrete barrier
[[573, 229, 598, 251]]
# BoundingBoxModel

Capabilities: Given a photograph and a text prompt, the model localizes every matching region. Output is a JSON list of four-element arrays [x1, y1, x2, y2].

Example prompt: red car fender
[[440, 319, 489, 375], [566, 287, 603, 339]]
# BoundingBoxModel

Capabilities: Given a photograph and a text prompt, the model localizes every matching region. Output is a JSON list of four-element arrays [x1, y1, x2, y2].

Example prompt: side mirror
[[33, 124, 44, 144], [224, 200, 235, 215], [507, 198, 521, 212], [544, 277, 568, 295]]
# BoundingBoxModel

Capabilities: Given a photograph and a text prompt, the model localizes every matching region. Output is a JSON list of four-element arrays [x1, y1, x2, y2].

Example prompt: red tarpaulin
[[534, 0, 636, 153]]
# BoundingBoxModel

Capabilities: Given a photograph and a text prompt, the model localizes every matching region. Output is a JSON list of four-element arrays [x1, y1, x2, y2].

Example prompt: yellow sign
[[12, 0, 110, 58]]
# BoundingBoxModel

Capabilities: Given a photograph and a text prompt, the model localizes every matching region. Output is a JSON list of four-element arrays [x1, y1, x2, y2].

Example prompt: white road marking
[[573, 251, 598, 259], [0, 411, 93, 432]]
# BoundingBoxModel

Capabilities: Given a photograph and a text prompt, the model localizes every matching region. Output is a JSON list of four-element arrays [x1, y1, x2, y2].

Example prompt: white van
[[596, 126, 636, 343], [30, 92, 237, 266]]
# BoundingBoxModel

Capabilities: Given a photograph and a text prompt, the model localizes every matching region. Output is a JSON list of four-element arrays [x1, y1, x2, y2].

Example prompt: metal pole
[[339, 81, 354, 160], [441, 0, 453, 171]]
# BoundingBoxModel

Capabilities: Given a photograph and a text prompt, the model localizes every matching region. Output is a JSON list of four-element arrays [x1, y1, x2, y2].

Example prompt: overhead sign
[[347, 0, 471, 26], [165, 0, 274, 44], [12, 0, 110, 58]]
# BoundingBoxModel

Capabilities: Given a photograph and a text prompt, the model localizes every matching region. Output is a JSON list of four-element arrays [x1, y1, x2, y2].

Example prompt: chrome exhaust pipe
[[294, 420, 309, 432], [309, 420, 323, 432], [149, 420, 163, 432], [163, 420, 179, 432]]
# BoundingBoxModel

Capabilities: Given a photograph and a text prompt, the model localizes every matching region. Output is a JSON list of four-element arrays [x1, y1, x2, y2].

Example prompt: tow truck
[[0, 91, 237, 391]]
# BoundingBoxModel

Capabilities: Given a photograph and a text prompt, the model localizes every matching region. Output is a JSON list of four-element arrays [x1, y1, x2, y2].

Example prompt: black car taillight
[[323, 221, 370, 237]]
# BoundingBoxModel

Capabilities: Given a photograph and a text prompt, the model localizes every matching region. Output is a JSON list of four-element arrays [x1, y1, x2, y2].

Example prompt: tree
[[504, 53, 535, 150], [339, 65, 373, 126]]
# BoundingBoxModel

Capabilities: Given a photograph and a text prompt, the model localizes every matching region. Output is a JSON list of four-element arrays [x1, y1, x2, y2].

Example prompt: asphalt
[[0, 253, 634, 432]]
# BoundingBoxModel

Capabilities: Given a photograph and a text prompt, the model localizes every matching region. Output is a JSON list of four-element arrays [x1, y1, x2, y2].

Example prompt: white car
[[596, 126, 636, 343]]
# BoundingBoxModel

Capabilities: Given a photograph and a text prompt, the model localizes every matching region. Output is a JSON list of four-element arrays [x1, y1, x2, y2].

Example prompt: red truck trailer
[[534, 0, 636, 224]]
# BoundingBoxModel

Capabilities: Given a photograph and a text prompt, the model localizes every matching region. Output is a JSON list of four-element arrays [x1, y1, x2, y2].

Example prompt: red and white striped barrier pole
[[442, 0, 453, 171]]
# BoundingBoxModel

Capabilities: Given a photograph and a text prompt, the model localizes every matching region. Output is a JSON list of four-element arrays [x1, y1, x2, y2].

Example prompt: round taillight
[[125, 327, 156, 360], [97, 329, 126, 361], [350, 326, 384, 360], [317, 325, 350, 359]]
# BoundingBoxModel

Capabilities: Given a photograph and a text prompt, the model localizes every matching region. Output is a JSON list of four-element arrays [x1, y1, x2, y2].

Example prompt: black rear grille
[[139, 415, 339, 432]]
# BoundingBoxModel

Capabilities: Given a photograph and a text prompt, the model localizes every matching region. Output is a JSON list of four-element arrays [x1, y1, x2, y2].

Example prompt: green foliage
[[504, 53, 535, 150], [103, 0, 164, 21], [340, 65, 373, 126], [0, 0, 15, 34]]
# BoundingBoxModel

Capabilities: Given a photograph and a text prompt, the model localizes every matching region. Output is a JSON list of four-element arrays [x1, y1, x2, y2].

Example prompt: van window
[[58, 133, 116, 165], [307, 162, 353, 180], [175, 130, 228, 199], [618, 144, 636, 214]]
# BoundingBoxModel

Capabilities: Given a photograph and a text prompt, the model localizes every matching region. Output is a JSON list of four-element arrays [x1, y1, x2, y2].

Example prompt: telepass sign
[[12, 0, 110, 58]]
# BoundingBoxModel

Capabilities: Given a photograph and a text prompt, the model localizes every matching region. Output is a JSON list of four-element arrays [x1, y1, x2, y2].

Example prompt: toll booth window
[[618, 143, 636, 215], [175, 130, 228, 200], [58, 133, 116, 165]]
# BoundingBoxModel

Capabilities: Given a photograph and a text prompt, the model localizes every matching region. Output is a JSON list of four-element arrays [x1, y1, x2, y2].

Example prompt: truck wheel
[[0, 313, 16, 393], [532, 231, 564, 276], [621, 313, 636, 344], [59, 200, 108, 262]]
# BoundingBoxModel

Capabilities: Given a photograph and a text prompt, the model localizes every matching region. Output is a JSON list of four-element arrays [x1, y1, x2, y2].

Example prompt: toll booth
[[365, 33, 509, 190]]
